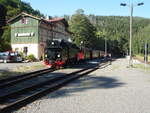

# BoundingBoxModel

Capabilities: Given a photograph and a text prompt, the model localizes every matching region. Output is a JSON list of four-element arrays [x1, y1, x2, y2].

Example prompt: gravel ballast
[[14, 58, 150, 113]]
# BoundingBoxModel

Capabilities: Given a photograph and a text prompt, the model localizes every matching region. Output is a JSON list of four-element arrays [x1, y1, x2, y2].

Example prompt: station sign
[[15, 32, 34, 37]]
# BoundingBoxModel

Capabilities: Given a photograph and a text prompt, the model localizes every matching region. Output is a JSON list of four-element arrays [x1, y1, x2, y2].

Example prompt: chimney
[[46, 15, 52, 20]]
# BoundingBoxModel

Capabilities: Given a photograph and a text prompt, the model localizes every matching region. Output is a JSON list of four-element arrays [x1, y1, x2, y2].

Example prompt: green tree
[[75, 9, 84, 15], [133, 24, 150, 55], [1, 26, 11, 51], [0, 4, 7, 51], [69, 9, 96, 48]]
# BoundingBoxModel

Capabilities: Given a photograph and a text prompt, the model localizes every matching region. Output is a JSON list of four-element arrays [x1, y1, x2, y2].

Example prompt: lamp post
[[120, 2, 144, 67], [80, 41, 83, 50], [105, 37, 107, 57]]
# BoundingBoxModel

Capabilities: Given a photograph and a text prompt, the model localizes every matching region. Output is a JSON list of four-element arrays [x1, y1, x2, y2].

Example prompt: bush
[[40, 55, 44, 61], [26, 54, 36, 62], [19, 52, 24, 58]]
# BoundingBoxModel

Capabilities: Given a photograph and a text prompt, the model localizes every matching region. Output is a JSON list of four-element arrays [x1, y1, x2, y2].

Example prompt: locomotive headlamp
[[51, 42, 54, 45], [45, 54, 47, 57], [57, 54, 60, 58]]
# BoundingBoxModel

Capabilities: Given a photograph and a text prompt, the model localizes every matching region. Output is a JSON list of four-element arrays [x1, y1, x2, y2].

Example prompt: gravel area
[[14, 58, 150, 113]]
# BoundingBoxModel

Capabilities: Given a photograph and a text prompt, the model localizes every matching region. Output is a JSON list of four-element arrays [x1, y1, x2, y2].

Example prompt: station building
[[8, 12, 71, 60]]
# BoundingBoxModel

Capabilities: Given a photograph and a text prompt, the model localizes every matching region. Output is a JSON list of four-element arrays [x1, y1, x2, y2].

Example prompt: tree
[[133, 24, 150, 55], [63, 15, 70, 21], [69, 9, 96, 48], [75, 9, 84, 15], [0, 4, 7, 51], [1, 26, 11, 51]]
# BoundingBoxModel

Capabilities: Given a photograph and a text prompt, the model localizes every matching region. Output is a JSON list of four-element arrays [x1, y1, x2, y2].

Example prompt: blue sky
[[22, 0, 150, 18]]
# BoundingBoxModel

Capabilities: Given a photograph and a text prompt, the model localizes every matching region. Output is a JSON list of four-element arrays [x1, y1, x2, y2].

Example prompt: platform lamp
[[80, 41, 83, 50], [120, 2, 144, 67]]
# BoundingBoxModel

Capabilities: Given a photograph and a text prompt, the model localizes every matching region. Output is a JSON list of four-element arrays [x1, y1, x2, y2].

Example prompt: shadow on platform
[[46, 74, 125, 99]]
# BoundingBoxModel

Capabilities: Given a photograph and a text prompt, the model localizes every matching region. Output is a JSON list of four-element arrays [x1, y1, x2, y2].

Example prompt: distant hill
[[87, 15, 150, 54], [66, 11, 150, 55]]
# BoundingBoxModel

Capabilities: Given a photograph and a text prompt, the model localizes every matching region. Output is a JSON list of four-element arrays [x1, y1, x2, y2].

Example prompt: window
[[23, 47, 28, 54], [21, 18, 28, 24]]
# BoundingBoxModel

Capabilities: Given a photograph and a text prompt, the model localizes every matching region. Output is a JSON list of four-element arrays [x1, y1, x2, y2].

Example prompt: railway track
[[0, 60, 109, 113]]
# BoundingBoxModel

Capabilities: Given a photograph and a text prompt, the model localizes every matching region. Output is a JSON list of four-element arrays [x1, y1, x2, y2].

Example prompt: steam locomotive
[[44, 40, 105, 68]]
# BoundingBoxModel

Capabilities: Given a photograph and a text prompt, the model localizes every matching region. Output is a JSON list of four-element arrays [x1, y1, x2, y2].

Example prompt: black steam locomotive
[[44, 39, 105, 68], [44, 40, 79, 67]]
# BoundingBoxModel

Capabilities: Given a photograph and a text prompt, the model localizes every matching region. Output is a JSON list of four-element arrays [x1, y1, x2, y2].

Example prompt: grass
[[133, 63, 150, 71], [133, 54, 150, 72], [0, 71, 23, 79], [135, 54, 150, 61], [14, 64, 47, 72], [12, 64, 46, 72], [0, 63, 47, 79]]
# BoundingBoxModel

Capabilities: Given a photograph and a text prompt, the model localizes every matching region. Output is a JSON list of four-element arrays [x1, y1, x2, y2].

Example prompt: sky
[[22, 0, 150, 18]]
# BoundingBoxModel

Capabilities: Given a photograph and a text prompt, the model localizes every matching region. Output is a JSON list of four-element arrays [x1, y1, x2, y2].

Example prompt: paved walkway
[[15, 58, 150, 113]]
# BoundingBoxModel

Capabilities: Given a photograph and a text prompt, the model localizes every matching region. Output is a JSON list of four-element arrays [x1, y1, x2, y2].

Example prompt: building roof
[[47, 17, 68, 27], [7, 12, 41, 23], [8, 12, 68, 27], [48, 17, 64, 22]]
